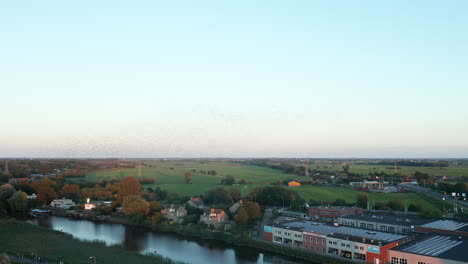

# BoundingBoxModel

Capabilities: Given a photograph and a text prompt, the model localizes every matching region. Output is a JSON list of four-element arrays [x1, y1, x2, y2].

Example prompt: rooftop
[[310, 206, 360, 211], [391, 234, 468, 262], [275, 220, 407, 243], [421, 220, 468, 232], [340, 213, 430, 226]]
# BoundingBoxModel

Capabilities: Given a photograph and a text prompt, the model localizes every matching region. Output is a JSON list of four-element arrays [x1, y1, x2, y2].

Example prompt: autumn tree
[[0, 253, 9, 264], [151, 212, 163, 225], [183, 172, 192, 184], [118, 177, 141, 203], [244, 201, 262, 220], [8, 191, 28, 212], [60, 184, 81, 200], [357, 192, 368, 209], [235, 207, 249, 224], [229, 188, 241, 202], [123, 195, 150, 216], [32, 178, 58, 204], [150, 201, 161, 212], [18, 180, 35, 195]]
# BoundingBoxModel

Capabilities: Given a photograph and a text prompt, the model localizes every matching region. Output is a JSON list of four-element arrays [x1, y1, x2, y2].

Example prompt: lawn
[[0, 219, 179, 264], [295, 185, 439, 211]]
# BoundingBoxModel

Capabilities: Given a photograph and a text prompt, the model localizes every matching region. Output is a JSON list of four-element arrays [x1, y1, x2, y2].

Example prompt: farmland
[[85, 161, 444, 211]]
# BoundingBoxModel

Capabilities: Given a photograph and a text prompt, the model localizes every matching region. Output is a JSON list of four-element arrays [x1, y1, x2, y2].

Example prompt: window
[[329, 241, 332, 245], [341, 243, 345, 247], [388, 227, 395, 233], [346, 244, 350, 248], [360, 246, 364, 250], [322, 239, 325, 245], [333, 241, 337, 245], [391, 257, 399, 264], [316, 238, 319, 244], [367, 223, 374, 229], [380, 226, 387, 232], [355, 245, 359, 250], [360, 223, 366, 229], [354, 253, 366, 260], [399, 259, 407, 264]]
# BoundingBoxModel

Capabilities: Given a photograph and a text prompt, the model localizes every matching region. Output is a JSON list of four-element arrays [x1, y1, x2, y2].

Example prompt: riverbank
[[0, 218, 184, 264]]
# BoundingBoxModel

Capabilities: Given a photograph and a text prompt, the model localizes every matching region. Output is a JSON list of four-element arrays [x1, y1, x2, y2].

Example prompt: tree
[[0, 184, 15, 210], [244, 201, 261, 220], [357, 192, 368, 209], [118, 177, 141, 202], [230, 188, 241, 202], [60, 184, 81, 200], [152, 212, 163, 225], [123, 195, 150, 216], [150, 201, 160, 212], [8, 191, 28, 212], [18, 180, 34, 195], [235, 207, 248, 224], [220, 175, 235, 185], [183, 172, 192, 184]]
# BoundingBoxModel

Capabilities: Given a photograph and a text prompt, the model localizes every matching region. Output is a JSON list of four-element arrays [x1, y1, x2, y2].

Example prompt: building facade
[[309, 206, 363, 223]]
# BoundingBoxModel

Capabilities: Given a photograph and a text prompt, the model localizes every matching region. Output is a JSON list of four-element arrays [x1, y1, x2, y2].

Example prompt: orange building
[[288, 180, 301, 187]]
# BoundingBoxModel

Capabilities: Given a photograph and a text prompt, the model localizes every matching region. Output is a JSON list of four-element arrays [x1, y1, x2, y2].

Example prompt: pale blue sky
[[1, 1, 467, 158]]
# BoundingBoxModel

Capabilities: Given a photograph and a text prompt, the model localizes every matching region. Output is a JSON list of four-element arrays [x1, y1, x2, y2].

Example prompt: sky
[[1, 1, 467, 158]]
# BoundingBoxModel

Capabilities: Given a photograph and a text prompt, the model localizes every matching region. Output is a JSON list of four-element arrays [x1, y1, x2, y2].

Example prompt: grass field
[[86, 161, 295, 196], [294, 185, 439, 211], [85, 161, 443, 211], [306, 163, 468, 178], [0, 219, 178, 264]]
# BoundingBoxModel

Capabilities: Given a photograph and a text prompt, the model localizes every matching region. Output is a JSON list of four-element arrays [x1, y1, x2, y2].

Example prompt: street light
[[31, 252, 37, 264], [90, 256, 96, 264]]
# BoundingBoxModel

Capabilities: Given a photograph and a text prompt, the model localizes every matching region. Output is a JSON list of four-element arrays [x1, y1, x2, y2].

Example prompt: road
[[402, 184, 468, 210]]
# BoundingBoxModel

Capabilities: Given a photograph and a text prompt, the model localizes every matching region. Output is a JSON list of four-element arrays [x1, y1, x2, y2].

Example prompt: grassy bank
[[0, 218, 182, 264]]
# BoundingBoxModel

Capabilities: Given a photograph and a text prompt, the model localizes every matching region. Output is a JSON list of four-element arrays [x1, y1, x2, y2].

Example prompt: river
[[28, 216, 306, 264]]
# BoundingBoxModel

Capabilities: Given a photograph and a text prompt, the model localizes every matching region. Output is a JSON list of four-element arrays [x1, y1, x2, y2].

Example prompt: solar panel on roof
[[422, 220, 468, 231]]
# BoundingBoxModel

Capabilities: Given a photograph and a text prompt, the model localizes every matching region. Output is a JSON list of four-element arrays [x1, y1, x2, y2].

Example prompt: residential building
[[229, 200, 243, 214], [338, 213, 430, 234], [200, 208, 228, 224], [187, 197, 205, 209], [8, 178, 29, 184], [161, 204, 187, 223], [27, 193, 37, 200], [50, 198, 76, 209], [84, 200, 112, 210], [388, 234, 467, 264], [414, 220, 468, 236], [309, 206, 363, 223]]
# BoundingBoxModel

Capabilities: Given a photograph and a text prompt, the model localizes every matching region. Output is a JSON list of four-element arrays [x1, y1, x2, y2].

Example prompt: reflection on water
[[29, 216, 304, 264]]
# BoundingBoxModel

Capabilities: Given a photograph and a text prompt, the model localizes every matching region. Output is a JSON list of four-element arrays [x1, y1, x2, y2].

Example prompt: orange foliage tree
[[118, 177, 141, 203], [244, 201, 262, 220], [32, 178, 58, 204], [60, 184, 81, 199], [123, 195, 150, 216]]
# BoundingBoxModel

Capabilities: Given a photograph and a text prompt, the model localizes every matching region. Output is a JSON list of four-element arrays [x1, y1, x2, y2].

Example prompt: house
[[187, 197, 205, 209], [8, 178, 29, 184], [161, 204, 187, 223], [288, 181, 301, 187], [27, 193, 37, 200], [84, 199, 112, 211], [229, 200, 243, 214], [50, 198, 76, 209], [200, 208, 228, 224]]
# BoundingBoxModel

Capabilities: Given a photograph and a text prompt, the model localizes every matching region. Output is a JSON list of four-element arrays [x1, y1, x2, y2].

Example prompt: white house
[[50, 198, 76, 209]]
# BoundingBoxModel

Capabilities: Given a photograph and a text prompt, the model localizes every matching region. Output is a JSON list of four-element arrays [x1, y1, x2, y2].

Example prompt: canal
[[28, 216, 306, 264]]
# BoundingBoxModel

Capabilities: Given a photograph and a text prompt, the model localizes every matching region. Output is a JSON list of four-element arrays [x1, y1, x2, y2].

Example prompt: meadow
[[306, 162, 468, 178], [85, 161, 441, 211]]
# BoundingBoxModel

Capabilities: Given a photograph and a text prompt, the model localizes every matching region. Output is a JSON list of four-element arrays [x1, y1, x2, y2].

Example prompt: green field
[[306, 163, 468, 178], [85, 161, 442, 211], [295, 185, 439, 211], [86, 161, 295, 196]]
